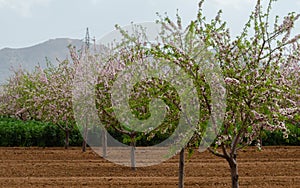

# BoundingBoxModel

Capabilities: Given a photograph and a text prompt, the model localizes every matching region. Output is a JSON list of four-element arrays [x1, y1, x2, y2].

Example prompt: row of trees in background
[[0, 0, 299, 188], [0, 59, 75, 149]]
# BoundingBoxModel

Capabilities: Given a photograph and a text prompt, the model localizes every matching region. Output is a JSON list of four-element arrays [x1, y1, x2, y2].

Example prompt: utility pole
[[85, 27, 90, 51]]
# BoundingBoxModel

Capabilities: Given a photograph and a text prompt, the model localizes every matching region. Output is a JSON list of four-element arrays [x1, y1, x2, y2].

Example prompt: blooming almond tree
[[192, 0, 299, 187], [39, 60, 76, 149], [72, 23, 214, 172], [94, 28, 183, 170], [0, 68, 29, 120], [150, 0, 300, 187]]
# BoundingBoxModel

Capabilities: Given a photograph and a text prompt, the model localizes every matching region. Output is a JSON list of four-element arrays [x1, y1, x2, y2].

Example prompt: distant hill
[[0, 38, 84, 84]]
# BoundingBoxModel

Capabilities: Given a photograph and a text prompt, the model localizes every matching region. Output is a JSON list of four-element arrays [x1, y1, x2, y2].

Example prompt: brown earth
[[0, 146, 299, 188]]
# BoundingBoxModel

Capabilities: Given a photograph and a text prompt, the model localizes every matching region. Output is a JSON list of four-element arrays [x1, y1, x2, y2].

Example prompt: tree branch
[[207, 147, 227, 159]]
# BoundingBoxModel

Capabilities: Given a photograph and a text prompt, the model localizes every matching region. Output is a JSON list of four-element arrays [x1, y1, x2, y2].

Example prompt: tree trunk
[[82, 139, 87, 152], [179, 148, 185, 188], [82, 125, 88, 152], [65, 128, 69, 149], [102, 129, 107, 158], [130, 136, 136, 171], [260, 135, 263, 148], [228, 157, 239, 188]]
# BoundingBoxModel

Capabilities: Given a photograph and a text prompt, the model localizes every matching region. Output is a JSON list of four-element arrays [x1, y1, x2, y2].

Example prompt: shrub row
[[262, 123, 300, 146], [0, 117, 299, 147], [0, 117, 82, 147]]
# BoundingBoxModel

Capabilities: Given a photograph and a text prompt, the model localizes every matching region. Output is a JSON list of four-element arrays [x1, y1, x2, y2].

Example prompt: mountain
[[0, 38, 84, 84]]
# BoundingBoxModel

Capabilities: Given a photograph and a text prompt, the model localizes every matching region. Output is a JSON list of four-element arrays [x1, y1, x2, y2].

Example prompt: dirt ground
[[0, 146, 299, 188]]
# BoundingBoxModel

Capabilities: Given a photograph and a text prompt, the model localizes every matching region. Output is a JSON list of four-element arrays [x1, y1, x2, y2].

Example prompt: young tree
[[39, 60, 76, 149], [0, 68, 29, 120], [74, 23, 214, 173], [150, 0, 300, 187], [149, 11, 226, 188], [93, 27, 185, 170], [192, 0, 299, 187]]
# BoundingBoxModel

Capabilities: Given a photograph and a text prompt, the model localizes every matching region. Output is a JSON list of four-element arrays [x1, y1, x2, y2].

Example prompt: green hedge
[[0, 117, 299, 147], [262, 123, 300, 146], [0, 117, 175, 147], [0, 117, 82, 147]]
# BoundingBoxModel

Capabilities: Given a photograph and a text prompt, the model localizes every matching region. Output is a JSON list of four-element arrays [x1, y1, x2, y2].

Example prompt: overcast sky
[[0, 0, 299, 49]]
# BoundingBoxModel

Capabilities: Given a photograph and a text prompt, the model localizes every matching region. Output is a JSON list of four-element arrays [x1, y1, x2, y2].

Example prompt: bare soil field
[[0, 146, 299, 187]]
